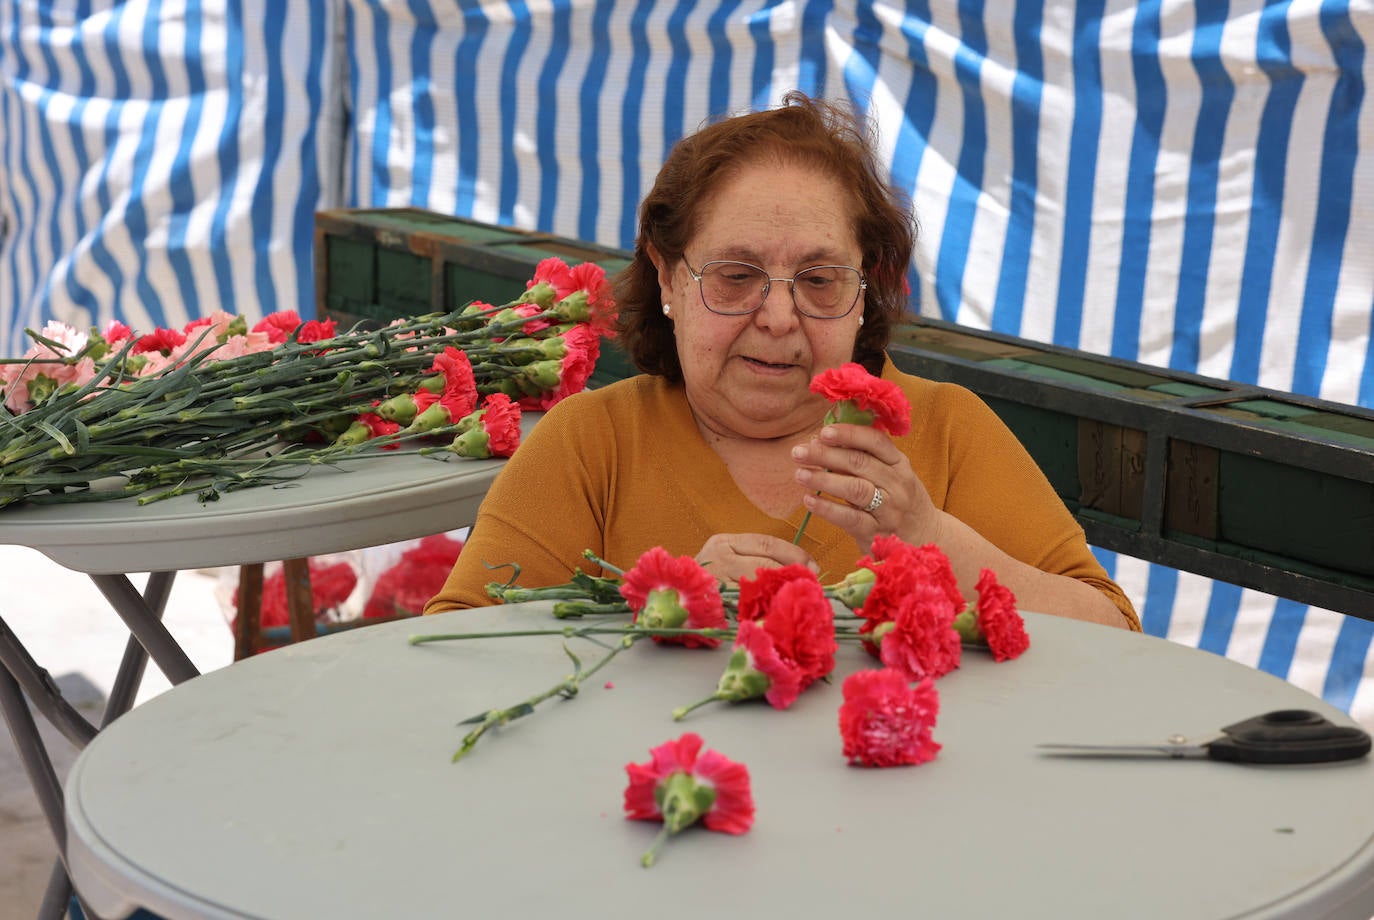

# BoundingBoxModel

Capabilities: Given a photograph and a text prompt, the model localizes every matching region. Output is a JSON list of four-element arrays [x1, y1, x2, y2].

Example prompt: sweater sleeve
[[424, 392, 613, 612]]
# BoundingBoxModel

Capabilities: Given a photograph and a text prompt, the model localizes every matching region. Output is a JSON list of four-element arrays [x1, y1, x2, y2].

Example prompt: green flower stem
[[670, 693, 726, 722], [582, 549, 626, 577], [551, 601, 634, 619], [448, 633, 642, 762], [0, 296, 575, 509], [641, 825, 673, 869], [408, 625, 736, 645], [792, 508, 815, 545]]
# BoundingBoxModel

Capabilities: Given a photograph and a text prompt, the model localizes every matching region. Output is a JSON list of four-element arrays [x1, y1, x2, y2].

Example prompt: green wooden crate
[[890, 320, 1374, 617], [314, 208, 636, 387]]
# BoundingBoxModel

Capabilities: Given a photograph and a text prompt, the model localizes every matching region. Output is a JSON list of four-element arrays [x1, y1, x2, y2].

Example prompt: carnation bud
[[639, 589, 689, 631], [655, 772, 717, 835], [824, 399, 877, 427], [333, 421, 373, 447], [376, 393, 418, 424], [518, 359, 562, 392], [552, 291, 591, 323], [407, 402, 452, 433], [516, 280, 558, 309], [447, 427, 492, 459], [714, 648, 772, 701], [828, 567, 876, 609], [952, 606, 983, 644]]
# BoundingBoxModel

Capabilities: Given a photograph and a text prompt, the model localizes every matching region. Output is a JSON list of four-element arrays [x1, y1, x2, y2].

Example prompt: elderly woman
[[427, 93, 1139, 630]]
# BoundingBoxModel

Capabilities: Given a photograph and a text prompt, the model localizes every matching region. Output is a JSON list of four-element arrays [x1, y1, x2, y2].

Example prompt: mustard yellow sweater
[[426, 360, 1139, 628]]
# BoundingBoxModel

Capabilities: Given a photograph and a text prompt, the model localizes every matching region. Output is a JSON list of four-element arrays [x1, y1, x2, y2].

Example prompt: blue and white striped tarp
[[3, 0, 1372, 724]]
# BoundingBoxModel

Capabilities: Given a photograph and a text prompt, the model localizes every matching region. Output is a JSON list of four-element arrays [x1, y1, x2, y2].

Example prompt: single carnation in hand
[[619, 546, 727, 648], [809, 362, 912, 435], [839, 669, 941, 768]]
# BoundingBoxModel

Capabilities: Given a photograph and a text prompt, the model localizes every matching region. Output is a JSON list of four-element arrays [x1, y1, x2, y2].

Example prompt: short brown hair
[[614, 92, 916, 381]]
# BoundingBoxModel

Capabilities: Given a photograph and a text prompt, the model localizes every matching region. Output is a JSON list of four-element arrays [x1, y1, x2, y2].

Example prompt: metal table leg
[[0, 571, 191, 920], [90, 573, 199, 686]]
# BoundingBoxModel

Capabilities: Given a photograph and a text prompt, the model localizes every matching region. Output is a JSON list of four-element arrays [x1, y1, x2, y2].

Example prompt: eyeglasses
[[684, 258, 867, 320]]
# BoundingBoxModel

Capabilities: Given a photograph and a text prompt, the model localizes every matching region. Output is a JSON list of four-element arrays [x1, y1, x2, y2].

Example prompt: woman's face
[[654, 160, 866, 443]]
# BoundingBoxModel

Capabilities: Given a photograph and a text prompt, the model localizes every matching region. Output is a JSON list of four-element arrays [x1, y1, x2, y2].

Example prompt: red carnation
[[809, 362, 912, 436], [131, 327, 187, 356], [295, 318, 337, 343], [856, 539, 960, 628], [429, 346, 479, 411], [102, 320, 133, 344], [517, 322, 602, 411], [738, 568, 836, 688], [672, 619, 805, 720], [619, 546, 727, 648], [555, 261, 618, 332], [624, 732, 754, 866], [446, 393, 523, 459], [252, 311, 302, 344], [734, 620, 806, 709], [737, 564, 816, 622], [333, 410, 402, 449], [410, 387, 478, 433], [877, 581, 963, 681], [973, 568, 1029, 662], [839, 669, 941, 768], [518, 257, 576, 308], [364, 533, 465, 619], [231, 558, 358, 634]]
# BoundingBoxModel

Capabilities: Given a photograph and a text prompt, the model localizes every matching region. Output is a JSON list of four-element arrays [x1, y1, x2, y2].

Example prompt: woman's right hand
[[696, 533, 819, 587]]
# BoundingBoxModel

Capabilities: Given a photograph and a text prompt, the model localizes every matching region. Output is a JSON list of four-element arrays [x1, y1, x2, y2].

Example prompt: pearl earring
[[662, 303, 671, 316], [858, 314, 865, 326]]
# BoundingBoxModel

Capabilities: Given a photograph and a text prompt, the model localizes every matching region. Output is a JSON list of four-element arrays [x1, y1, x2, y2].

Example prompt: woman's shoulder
[[880, 357, 993, 418], [535, 373, 684, 435]]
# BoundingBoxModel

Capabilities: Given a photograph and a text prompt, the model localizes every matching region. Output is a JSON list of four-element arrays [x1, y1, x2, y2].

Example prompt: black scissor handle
[[1208, 709, 1372, 764]]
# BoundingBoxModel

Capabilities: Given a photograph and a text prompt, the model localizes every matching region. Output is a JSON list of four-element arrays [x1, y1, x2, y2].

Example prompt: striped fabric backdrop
[[3, 0, 1372, 723]]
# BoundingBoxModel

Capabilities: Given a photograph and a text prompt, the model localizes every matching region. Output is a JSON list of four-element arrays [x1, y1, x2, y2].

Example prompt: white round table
[[66, 604, 1374, 919]]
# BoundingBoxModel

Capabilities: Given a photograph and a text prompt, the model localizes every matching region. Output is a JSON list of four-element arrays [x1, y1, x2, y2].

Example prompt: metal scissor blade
[[1037, 740, 1214, 759]]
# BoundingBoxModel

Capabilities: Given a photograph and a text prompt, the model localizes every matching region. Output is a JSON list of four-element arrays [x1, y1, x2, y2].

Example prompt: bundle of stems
[[0, 303, 570, 509]]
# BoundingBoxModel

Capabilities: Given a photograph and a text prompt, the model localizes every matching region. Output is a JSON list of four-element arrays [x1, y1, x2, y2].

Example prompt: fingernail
[[796, 469, 811, 484], [807, 560, 820, 573], [791, 444, 806, 460], [820, 426, 837, 440]]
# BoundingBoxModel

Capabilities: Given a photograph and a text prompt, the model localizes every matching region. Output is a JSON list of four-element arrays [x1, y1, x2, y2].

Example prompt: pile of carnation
[[461, 534, 1031, 866], [0, 258, 614, 509]]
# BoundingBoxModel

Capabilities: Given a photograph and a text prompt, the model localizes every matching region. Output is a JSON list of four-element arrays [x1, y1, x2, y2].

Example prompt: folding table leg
[[0, 572, 183, 920], [89, 573, 198, 685], [0, 664, 68, 858]]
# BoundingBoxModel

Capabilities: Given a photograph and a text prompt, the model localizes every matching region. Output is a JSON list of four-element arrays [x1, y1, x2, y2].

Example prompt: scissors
[[1038, 709, 1371, 765]]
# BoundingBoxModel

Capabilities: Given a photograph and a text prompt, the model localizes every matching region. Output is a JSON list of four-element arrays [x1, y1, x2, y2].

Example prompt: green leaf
[[563, 643, 584, 677], [72, 419, 91, 454], [35, 421, 75, 455]]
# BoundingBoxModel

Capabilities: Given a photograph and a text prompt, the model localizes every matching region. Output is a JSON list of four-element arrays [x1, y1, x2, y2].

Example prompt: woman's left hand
[[791, 423, 940, 550]]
